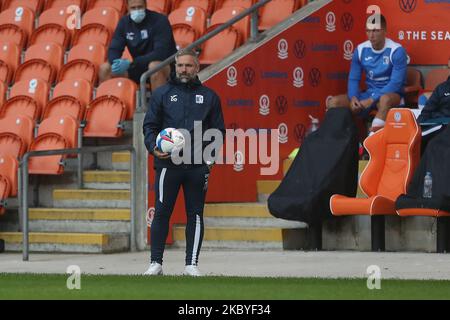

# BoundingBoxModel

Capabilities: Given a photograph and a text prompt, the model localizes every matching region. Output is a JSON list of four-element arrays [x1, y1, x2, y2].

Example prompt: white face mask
[[130, 9, 146, 23]]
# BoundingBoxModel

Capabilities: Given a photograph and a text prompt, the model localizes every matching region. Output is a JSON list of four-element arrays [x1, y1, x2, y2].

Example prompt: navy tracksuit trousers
[[150, 165, 210, 266]]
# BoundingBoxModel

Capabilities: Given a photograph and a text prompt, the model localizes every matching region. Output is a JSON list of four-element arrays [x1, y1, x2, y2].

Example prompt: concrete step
[[203, 203, 306, 228], [112, 152, 131, 171], [83, 171, 130, 190], [53, 189, 130, 208], [172, 226, 305, 250], [0, 232, 129, 253], [28, 208, 130, 233]]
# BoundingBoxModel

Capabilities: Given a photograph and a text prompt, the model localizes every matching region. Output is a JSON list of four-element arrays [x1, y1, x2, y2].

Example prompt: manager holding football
[[143, 49, 225, 276]]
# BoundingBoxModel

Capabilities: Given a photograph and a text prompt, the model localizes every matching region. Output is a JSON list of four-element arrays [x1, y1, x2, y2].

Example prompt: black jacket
[[143, 76, 226, 168], [108, 9, 177, 72], [418, 76, 450, 123]]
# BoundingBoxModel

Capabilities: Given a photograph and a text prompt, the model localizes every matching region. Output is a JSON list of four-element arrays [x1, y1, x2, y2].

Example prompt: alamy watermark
[[66, 265, 81, 290], [366, 265, 381, 290]]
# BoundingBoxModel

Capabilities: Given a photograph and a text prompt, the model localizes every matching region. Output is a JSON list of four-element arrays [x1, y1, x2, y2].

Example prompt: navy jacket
[[143, 76, 226, 168], [418, 76, 450, 123], [108, 9, 177, 72]]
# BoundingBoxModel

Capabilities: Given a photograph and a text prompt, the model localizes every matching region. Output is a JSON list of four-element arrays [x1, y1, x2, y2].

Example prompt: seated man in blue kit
[[328, 14, 408, 134], [99, 0, 177, 90]]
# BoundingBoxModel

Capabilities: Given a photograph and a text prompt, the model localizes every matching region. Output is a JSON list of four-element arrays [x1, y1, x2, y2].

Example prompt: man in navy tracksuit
[[143, 50, 225, 276], [100, 0, 177, 90]]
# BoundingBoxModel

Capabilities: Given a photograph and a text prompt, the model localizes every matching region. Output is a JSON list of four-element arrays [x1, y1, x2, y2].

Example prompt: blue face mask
[[130, 9, 146, 23]]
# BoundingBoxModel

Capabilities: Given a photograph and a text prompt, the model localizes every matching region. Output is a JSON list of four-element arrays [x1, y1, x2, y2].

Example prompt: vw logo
[[399, 0, 417, 13], [243, 67, 255, 86], [294, 124, 306, 143], [341, 12, 353, 32], [294, 40, 306, 59], [308, 68, 321, 87], [276, 96, 288, 115]]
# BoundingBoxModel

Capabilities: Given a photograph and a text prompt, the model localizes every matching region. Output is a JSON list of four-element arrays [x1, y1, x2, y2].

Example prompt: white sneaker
[[184, 265, 202, 277], [143, 262, 163, 275]]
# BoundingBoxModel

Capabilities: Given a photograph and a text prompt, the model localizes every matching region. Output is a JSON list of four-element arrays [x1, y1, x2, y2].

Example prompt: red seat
[[172, 0, 214, 17], [82, 7, 120, 34], [258, 0, 301, 31], [58, 59, 98, 84], [52, 78, 92, 108], [84, 95, 127, 137], [28, 132, 68, 175], [24, 42, 64, 75], [29, 24, 71, 49], [211, 6, 249, 42], [86, 0, 126, 16], [37, 115, 78, 149], [404, 67, 423, 106], [171, 23, 198, 50], [0, 115, 35, 151], [0, 95, 41, 120], [0, 132, 27, 159], [42, 95, 85, 121], [0, 7, 35, 46], [0, 42, 21, 84], [67, 43, 106, 68], [14, 59, 56, 84], [424, 68, 450, 92], [38, 7, 74, 30], [169, 6, 207, 38], [0, 154, 19, 197], [95, 77, 137, 120], [0, 24, 26, 49], [9, 78, 50, 112], [72, 23, 111, 47], [2, 0, 44, 14], [214, 0, 254, 11], [147, 0, 171, 14], [199, 24, 241, 65], [44, 0, 87, 13]]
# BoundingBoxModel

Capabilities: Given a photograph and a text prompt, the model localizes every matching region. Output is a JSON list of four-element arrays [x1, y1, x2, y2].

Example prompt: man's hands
[[111, 59, 131, 75], [350, 97, 374, 112], [152, 147, 170, 160]]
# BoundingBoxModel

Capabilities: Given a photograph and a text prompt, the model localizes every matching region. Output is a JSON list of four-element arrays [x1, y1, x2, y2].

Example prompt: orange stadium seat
[[0, 154, 19, 199], [37, 115, 78, 149], [28, 133, 68, 175], [0, 95, 41, 120], [96, 77, 137, 120], [0, 132, 27, 159], [211, 6, 249, 42], [0, 24, 26, 49], [258, 0, 301, 31], [24, 42, 64, 76], [171, 23, 198, 50], [38, 7, 74, 30], [2, 0, 44, 14], [29, 24, 71, 49], [0, 7, 35, 46], [58, 59, 97, 84], [169, 6, 207, 38], [67, 43, 106, 68], [52, 78, 93, 108], [199, 24, 241, 65], [424, 68, 450, 91], [42, 95, 85, 121], [83, 95, 127, 137], [9, 78, 50, 112], [214, 0, 254, 11], [72, 23, 111, 47], [0, 115, 35, 151], [44, 0, 87, 13], [172, 0, 215, 17], [14, 59, 56, 84], [0, 174, 11, 214], [330, 109, 421, 250], [82, 7, 120, 34], [147, 0, 171, 14], [86, 0, 127, 16], [0, 42, 20, 84]]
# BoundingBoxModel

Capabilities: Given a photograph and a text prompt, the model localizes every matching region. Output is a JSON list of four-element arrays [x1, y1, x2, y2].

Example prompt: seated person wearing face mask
[[99, 0, 177, 91]]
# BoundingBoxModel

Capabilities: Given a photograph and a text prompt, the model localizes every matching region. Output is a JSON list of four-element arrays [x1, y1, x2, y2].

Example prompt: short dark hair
[[367, 13, 387, 30]]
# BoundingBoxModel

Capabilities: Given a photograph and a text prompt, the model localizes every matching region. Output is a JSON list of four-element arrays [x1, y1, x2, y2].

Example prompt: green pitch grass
[[1, 274, 450, 300]]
